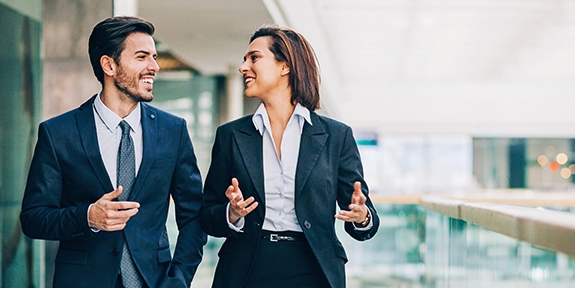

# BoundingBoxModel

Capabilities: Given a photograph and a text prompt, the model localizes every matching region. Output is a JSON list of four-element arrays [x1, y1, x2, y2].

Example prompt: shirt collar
[[93, 91, 141, 132], [252, 102, 312, 136]]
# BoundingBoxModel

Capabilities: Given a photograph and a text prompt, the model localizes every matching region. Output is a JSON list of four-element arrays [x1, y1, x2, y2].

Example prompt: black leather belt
[[261, 230, 306, 242]]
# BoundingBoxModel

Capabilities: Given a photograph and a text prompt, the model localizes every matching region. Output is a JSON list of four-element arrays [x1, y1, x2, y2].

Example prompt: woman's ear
[[281, 64, 290, 76], [100, 55, 116, 77]]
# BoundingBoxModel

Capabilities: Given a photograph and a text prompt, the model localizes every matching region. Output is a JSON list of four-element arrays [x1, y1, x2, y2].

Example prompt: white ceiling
[[139, 0, 575, 137]]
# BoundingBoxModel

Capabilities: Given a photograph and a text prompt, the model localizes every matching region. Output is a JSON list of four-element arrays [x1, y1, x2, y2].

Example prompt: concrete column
[[225, 64, 244, 122], [42, 0, 112, 120]]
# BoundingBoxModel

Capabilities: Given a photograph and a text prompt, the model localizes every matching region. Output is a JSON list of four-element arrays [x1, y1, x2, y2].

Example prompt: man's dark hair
[[250, 25, 321, 111], [88, 16, 155, 83]]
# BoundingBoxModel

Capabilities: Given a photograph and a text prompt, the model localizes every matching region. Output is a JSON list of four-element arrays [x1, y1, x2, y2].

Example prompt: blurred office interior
[[4, 0, 575, 287]]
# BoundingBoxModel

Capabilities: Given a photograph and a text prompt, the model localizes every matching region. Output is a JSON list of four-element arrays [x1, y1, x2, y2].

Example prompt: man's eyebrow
[[135, 50, 152, 55]]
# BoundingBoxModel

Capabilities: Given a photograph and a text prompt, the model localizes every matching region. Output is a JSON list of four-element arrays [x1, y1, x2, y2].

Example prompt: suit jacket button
[[304, 220, 311, 229], [113, 249, 120, 256]]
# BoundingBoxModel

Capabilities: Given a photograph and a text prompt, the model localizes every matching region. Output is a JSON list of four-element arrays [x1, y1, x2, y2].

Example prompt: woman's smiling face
[[239, 36, 289, 100]]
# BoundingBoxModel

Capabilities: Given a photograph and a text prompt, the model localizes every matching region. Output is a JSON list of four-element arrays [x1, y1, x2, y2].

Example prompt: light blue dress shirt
[[254, 102, 310, 232], [93, 91, 143, 183], [227, 102, 371, 232]]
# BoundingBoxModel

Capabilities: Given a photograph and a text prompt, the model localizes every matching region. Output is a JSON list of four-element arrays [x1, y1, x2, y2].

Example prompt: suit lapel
[[233, 118, 265, 203], [295, 112, 328, 199], [129, 103, 156, 200], [76, 95, 115, 193]]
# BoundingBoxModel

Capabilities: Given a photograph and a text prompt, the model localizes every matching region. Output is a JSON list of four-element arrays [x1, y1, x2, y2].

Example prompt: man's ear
[[281, 64, 290, 76], [100, 55, 116, 77]]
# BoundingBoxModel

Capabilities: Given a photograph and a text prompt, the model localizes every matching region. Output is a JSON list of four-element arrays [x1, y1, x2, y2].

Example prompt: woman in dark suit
[[200, 25, 379, 288]]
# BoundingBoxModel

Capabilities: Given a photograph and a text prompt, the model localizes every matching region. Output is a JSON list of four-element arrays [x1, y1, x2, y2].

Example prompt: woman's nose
[[238, 62, 248, 74]]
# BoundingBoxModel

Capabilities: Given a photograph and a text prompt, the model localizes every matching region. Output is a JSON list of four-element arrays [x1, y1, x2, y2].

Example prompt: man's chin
[[138, 92, 154, 102]]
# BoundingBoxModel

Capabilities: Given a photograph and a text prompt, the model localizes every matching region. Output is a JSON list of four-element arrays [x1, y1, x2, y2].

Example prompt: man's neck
[[100, 86, 138, 118]]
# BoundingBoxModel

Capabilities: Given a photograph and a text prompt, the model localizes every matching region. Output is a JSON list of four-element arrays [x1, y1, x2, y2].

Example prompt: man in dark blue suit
[[20, 16, 206, 288]]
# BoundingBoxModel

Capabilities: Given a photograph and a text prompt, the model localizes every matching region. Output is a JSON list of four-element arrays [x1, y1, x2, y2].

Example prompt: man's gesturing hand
[[88, 186, 140, 231]]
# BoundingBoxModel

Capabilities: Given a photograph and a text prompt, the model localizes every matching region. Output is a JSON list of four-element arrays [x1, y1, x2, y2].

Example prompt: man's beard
[[114, 65, 154, 103]]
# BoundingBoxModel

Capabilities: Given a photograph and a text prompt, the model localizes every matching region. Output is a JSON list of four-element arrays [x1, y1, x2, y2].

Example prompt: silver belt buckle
[[270, 233, 279, 242]]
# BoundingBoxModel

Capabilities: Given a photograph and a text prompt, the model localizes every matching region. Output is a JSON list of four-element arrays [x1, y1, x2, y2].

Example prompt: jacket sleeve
[[20, 122, 93, 241], [200, 126, 242, 238], [336, 125, 380, 241]]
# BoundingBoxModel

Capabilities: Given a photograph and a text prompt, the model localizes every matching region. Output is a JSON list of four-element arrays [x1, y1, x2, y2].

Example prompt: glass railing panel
[[423, 209, 575, 288], [340, 203, 426, 287]]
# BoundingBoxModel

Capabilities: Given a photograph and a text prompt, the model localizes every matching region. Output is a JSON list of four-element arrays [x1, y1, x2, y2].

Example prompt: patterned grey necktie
[[117, 120, 143, 288]]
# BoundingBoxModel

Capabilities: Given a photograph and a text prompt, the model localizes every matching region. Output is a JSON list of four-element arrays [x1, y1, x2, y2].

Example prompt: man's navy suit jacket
[[200, 111, 380, 288], [20, 96, 206, 288]]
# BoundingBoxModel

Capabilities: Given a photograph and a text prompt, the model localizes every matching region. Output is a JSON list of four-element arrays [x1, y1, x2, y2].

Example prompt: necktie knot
[[119, 120, 131, 137]]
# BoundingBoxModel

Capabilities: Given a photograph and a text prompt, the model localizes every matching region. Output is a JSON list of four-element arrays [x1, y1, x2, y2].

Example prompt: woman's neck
[[264, 97, 295, 127]]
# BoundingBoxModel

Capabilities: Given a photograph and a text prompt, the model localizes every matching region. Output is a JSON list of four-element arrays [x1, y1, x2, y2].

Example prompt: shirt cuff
[[353, 208, 373, 231], [226, 203, 244, 232], [87, 204, 100, 233]]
